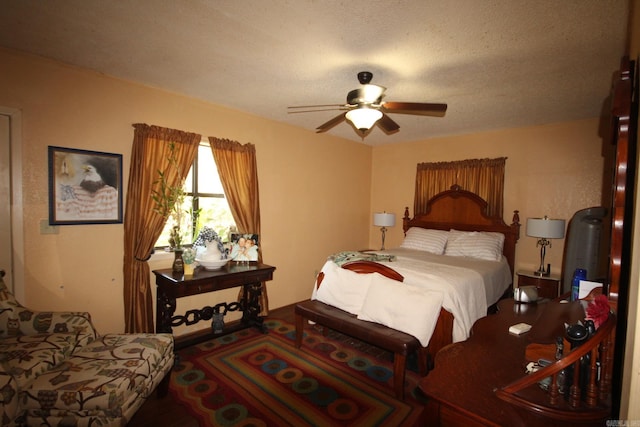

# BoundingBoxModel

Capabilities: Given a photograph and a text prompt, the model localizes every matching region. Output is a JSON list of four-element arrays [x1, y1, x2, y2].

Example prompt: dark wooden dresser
[[418, 298, 595, 427]]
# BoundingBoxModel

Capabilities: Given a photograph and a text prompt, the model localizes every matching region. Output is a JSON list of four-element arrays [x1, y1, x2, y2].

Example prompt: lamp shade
[[526, 217, 566, 239], [373, 212, 396, 227], [346, 108, 383, 131]]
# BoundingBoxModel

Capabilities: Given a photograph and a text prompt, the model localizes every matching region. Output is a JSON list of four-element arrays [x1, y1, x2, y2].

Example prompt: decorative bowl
[[196, 258, 229, 270]]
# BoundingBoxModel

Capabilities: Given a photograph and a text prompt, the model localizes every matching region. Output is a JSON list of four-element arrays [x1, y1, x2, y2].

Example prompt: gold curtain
[[209, 137, 268, 315], [123, 124, 200, 333], [414, 157, 506, 217]]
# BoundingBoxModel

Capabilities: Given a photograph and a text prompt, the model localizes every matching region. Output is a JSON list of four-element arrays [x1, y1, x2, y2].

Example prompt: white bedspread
[[383, 248, 513, 306], [312, 249, 512, 345], [312, 259, 443, 346], [374, 248, 512, 342]]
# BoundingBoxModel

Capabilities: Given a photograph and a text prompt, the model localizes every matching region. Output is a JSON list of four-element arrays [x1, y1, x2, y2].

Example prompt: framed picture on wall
[[230, 233, 259, 261], [48, 146, 123, 225]]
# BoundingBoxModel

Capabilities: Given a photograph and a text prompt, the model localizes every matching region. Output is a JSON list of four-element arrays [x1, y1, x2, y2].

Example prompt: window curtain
[[209, 137, 268, 315], [123, 124, 200, 333], [414, 157, 506, 218]]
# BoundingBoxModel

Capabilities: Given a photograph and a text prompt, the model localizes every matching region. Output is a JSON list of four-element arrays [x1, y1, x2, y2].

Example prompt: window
[[156, 141, 235, 249]]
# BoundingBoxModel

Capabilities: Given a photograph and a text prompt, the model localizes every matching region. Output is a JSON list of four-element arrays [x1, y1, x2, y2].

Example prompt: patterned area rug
[[170, 318, 424, 426]]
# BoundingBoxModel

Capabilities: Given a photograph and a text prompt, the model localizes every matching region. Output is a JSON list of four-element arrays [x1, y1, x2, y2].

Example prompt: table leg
[[156, 290, 176, 334], [242, 282, 266, 333]]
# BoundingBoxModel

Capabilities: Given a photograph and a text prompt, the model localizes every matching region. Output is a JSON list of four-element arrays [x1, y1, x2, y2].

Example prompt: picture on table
[[230, 233, 259, 261]]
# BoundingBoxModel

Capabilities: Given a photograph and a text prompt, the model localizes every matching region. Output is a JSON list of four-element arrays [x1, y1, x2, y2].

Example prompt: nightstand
[[516, 270, 561, 299]]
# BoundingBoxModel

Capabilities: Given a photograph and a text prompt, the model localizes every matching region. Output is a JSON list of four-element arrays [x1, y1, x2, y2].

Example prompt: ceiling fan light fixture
[[346, 108, 383, 131]]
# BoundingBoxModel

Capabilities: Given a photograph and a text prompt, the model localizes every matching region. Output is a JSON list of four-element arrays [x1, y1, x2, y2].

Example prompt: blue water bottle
[[571, 268, 587, 301]]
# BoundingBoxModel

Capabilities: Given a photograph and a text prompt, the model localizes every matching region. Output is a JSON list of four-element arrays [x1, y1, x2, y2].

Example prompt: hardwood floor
[[128, 302, 400, 426]]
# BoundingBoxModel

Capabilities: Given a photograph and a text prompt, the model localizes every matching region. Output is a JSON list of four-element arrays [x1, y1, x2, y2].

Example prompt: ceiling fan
[[288, 71, 447, 138]]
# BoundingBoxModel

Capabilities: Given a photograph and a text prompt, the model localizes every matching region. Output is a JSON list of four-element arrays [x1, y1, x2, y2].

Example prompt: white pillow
[[313, 261, 373, 315], [357, 273, 443, 346], [444, 229, 505, 261], [400, 228, 449, 254]]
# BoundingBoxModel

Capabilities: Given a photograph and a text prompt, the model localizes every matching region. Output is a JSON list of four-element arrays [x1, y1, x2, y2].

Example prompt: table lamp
[[373, 212, 395, 250], [526, 215, 566, 276]]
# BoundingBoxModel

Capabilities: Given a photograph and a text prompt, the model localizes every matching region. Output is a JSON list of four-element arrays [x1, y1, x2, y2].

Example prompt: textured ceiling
[[0, 0, 629, 145]]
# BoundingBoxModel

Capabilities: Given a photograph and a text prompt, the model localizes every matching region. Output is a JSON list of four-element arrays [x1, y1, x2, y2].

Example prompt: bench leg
[[393, 353, 406, 400], [294, 313, 304, 349]]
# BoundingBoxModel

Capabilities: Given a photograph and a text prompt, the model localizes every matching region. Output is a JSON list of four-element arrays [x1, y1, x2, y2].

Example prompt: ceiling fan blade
[[288, 104, 345, 109], [377, 113, 400, 134], [316, 112, 347, 133], [288, 107, 346, 114], [381, 102, 448, 117]]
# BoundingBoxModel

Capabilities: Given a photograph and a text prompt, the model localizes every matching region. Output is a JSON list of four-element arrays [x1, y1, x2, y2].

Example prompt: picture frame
[[230, 233, 259, 261], [48, 146, 123, 225]]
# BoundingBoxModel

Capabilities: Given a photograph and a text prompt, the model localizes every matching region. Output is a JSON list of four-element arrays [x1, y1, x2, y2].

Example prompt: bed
[[295, 185, 520, 397], [393, 184, 520, 343]]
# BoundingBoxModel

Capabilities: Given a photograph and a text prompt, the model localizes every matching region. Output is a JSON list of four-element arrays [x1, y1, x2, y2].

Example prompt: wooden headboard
[[402, 185, 521, 274]]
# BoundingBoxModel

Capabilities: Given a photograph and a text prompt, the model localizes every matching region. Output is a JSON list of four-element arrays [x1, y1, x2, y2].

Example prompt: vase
[[183, 262, 195, 276], [172, 249, 184, 274]]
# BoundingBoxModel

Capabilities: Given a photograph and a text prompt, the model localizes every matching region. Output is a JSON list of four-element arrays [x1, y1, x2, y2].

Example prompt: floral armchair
[[0, 273, 174, 426]]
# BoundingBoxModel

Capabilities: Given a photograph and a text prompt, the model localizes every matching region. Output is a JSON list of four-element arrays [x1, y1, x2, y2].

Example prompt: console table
[[153, 262, 275, 349], [418, 298, 587, 427]]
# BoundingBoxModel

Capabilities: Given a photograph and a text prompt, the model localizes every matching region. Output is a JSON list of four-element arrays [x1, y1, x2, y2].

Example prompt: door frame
[[0, 106, 24, 302]]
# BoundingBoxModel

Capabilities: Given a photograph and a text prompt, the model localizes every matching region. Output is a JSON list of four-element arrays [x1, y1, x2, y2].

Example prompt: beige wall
[[370, 119, 605, 281], [0, 48, 372, 334]]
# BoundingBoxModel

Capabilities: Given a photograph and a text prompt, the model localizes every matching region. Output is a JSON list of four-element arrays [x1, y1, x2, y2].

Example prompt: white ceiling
[[0, 0, 629, 146]]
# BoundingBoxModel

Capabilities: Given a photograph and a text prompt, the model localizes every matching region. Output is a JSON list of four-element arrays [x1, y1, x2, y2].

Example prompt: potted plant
[[151, 142, 188, 273]]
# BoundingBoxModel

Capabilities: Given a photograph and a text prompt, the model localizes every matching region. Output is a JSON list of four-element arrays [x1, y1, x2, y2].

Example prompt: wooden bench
[[294, 261, 430, 400]]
